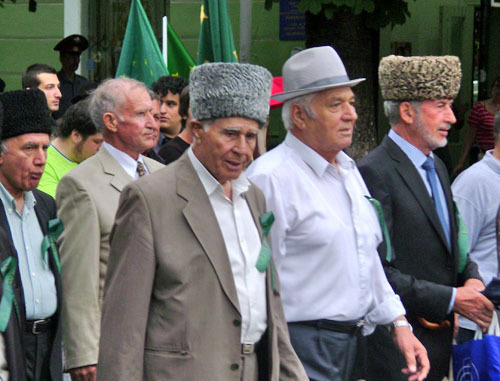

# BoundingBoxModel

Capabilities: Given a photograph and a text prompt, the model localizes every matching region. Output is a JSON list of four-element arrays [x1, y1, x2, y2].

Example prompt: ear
[[290, 103, 309, 130], [399, 102, 415, 124], [190, 120, 203, 139], [103, 112, 118, 132], [71, 130, 83, 144]]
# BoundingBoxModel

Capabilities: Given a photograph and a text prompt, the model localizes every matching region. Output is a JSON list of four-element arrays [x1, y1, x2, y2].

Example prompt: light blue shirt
[[102, 142, 149, 179], [453, 150, 500, 329], [388, 129, 456, 313], [0, 183, 57, 320]]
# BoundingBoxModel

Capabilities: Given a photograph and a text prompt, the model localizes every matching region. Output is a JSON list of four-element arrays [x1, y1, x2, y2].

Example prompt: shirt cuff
[[447, 287, 457, 314], [362, 294, 406, 336]]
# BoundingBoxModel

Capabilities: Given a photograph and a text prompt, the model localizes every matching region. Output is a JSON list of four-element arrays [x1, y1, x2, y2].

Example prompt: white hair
[[281, 93, 317, 130], [383, 100, 422, 126]]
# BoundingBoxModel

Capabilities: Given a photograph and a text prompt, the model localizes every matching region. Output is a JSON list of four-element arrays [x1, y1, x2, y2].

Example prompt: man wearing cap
[[0, 89, 63, 381], [247, 46, 429, 381], [53, 34, 89, 120], [358, 55, 494, 380], [22, 64, 62, 114], [98, 63, 307, 380], [56, 78, 163, 381], [38, 98, 103, 198]]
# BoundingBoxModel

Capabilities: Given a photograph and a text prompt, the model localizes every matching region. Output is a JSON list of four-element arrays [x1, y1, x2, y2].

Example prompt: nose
[[445, 105, 457, 124], [343, 103, 358, 121], [34, 148, 47, 165], [233, 134, 253, 155], [55, 87, 62, 99]]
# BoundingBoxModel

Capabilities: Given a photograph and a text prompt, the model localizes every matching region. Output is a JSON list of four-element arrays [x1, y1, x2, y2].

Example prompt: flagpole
[[240, 0, 251, 62], [162, 16, 168, 66]]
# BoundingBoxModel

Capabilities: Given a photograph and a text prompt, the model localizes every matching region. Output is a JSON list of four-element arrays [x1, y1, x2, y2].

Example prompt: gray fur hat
[[189, 62, 272, 127], [0, 89, 53, 140], [379, 55, 462, 101]]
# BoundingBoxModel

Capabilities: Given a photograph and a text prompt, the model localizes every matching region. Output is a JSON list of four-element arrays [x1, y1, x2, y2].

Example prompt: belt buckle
[[32, 319, 46, 335], [354, 319, 364, 335], [241, 343, 254, 355]]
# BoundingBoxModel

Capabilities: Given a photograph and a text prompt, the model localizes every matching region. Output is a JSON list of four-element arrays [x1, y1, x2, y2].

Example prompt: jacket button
[[230, 363, 239, 371], [233, 319, 241, 327]]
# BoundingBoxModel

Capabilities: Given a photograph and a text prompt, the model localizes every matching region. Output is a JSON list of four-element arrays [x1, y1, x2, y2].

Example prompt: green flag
[[167, 23, 195, 80], [197, 0, 238, 64], [115, 0, 168, 87]]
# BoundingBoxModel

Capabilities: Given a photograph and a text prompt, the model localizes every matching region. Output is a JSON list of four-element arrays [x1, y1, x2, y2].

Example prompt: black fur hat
[[0, 89, 53, 140]]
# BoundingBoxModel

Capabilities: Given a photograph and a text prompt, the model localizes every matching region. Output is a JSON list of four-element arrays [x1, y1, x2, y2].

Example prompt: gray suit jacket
[[97, 153, 307, 380], [56, 146, 164, 370]]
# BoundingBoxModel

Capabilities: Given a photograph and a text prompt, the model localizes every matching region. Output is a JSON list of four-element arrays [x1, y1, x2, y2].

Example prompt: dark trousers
[[23, 325, 55, 381], [288, 321, 360, 381], [455, 327, 476, 345]]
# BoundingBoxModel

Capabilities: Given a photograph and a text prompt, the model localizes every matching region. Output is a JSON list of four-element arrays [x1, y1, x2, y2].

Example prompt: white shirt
[[188, 147, 267, 343], [247, 132, 405, 335], [102, 142, 149, 179], [453, 150, 500, 330]]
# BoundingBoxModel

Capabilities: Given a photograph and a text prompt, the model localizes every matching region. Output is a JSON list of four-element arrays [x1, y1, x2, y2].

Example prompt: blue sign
[[279, 0, 305, 41]]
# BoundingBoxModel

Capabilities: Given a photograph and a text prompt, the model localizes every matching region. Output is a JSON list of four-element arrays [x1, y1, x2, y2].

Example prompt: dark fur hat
[[189, 62, 272, 127], [0, 89, 53, 140], [379, 55, 462, 101]]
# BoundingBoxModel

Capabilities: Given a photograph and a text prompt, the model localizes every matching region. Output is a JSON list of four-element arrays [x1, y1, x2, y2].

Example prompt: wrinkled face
[[412, 99, 456, 154], [37, 73, 61, 112], [60, 51, 81, 73], [113, 87, 159, 158], [0, 133, 50, 196], [296, 87, 357, 161], [193, 117, 259, 185], [75, 132, 103, 163], [158, 91, 182, 137]]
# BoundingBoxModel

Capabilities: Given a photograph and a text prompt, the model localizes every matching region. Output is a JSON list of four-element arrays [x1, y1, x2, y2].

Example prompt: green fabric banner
[[115, 0, 169, 87], [167, 23, 195, 80], [197, 0, 238, 64]]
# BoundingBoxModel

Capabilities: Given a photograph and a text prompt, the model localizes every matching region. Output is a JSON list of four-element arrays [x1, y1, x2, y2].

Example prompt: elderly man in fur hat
[[247, 46, 429, 381], [358, 56, 494, 380], [97, 63, 308, 380], [0, 89, 63, 381]]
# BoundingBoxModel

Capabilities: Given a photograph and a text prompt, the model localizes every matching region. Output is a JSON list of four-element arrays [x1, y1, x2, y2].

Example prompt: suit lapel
[[383, 137, 451, 252], [176, 155, 241, 314], [243, 187, 264, 241], [98, 147, 133, 193]]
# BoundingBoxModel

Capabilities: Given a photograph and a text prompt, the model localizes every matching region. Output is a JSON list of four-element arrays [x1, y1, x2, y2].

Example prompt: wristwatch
[[389, 320, 413, 333]]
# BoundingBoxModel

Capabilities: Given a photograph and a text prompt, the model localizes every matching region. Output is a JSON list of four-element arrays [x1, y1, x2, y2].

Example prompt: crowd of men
[[0, 33, 498, 381]]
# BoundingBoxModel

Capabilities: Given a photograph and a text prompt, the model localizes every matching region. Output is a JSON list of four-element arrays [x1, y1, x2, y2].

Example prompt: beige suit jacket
[[97, 153, 307, 380], [56, 146, 164, 370]]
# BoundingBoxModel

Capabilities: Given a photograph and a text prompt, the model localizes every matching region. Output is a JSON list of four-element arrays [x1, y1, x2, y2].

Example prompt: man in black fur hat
[[0, 89, 62, 381]]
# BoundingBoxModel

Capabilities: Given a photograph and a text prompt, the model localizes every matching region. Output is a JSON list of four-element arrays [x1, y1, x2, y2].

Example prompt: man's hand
[[453, 283, 494, 331], [391, 318, 430, 381], [69, 365, 97, 381]]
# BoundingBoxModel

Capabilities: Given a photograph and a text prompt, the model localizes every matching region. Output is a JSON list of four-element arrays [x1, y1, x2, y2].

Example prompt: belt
[[417, 316, 452, 331], [25, 318, 54, 335], [295, 319, 364, 335]]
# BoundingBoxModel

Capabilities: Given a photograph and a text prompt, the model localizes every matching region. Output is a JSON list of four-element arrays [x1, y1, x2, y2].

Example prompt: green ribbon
[[41, 218, 64, 274], [365, 196, 393, 262], [454, 201, 468, 274], [0, 256, 20, 332], [256, 211, 276, 291]]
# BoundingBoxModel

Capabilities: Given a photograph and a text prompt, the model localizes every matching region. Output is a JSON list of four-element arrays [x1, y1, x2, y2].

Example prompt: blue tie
[[422, 156, 450, 246]]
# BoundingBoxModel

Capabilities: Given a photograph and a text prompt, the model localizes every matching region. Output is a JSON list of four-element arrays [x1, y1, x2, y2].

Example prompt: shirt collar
[[102, 142, 146, 178], [284, 132, 356, 177], [0, 182, 36, 213], [482, 150, 500, 175], [388, 129, 434, 168], [187, 146, 250, 198]]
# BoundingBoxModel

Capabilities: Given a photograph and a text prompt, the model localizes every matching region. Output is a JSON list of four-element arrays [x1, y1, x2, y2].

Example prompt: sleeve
[[56, 176, 101, 369], [37, 162, 59, 198], [97, 182, 156, 380], [359, 162, 454, 323], [452, 182, 484, 253]]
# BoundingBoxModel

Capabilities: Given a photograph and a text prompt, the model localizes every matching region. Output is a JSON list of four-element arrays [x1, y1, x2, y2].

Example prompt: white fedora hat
[[272, 46, 365, 103]]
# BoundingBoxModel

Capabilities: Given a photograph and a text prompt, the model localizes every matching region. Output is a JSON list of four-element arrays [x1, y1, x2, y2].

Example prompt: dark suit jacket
[[0, 189, 63, 381], [358, 136, 481, 379]]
